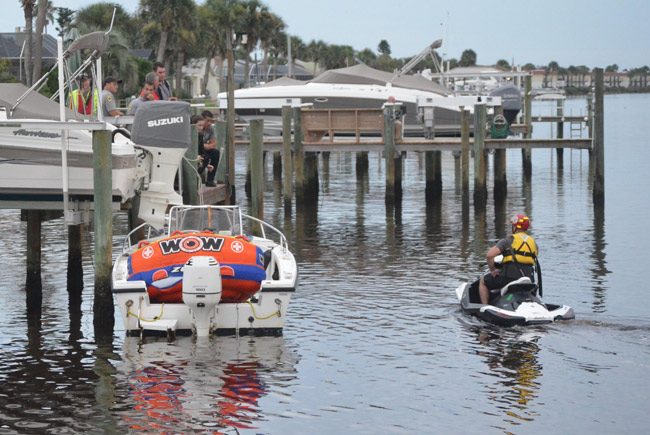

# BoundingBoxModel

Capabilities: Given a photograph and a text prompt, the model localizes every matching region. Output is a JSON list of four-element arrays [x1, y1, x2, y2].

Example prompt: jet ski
[[455, 275, 575, 327]]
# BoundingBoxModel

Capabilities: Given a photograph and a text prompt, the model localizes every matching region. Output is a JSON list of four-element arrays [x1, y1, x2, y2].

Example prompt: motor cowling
[[182, 256, 222, 337]]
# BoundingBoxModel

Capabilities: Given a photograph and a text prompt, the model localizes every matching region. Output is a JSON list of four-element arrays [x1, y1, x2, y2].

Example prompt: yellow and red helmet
[[511, 213, 530, 231]]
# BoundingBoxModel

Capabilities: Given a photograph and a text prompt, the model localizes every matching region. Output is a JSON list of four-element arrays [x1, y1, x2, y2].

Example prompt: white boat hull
[[0, 123, 140, 205]]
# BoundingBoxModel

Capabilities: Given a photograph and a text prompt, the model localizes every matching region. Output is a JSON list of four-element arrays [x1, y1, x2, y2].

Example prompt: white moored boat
[[112, 205, 298, 338]]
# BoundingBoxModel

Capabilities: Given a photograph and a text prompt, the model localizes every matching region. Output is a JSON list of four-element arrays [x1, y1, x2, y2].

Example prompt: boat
[[218, 62, 494, 137], [455, 276, 574, 327], [426, 65, 527, 126], [0, 30, 191, 229], [112, 204, 298, 337]]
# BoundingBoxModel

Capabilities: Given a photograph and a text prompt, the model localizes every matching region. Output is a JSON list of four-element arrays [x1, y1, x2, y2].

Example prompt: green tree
[[496, 59, 510, 70], [377, 39, 391, 56], [20, 0, 35, 86], [521, 63, 536, 71], [32, 0, 48, 83], [258, 11, 285, 81], [458, 49, 476, 67], [74, 5, 140, 97], [0, 59, 18, 83], [356, 48, 376, 65], [55, 7, 75, 36], [605, 64, 618, 73], [139, 0, 196, 64]]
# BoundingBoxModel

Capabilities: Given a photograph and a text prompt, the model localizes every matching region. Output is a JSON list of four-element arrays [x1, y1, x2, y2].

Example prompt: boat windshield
[[167, 206, 242, 235]]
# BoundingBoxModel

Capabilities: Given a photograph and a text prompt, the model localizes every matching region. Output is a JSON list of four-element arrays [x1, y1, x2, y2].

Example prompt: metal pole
[[56, 37, 72, 224]]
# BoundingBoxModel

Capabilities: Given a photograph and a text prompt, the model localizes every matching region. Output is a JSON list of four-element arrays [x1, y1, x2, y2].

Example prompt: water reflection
[[474, 327, 543, 426], [117, 336, 297, 432], [591, 203, 610, 312]]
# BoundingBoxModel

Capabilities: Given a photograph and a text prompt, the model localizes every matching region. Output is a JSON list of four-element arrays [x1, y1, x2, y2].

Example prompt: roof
[[0, 32, 58, 59]]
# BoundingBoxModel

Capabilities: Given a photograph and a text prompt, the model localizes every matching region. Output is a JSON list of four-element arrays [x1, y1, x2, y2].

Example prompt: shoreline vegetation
[[5, 0, 649, 99]]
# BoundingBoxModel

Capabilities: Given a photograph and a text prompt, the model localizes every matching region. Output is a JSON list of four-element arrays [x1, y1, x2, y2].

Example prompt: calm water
[[1, 95, 649, 434]]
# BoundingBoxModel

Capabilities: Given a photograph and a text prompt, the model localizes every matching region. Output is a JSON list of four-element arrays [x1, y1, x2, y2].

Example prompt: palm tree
[[257, 11, 284, 81], [32, 0, 48, 83], [73, 6, 140, 98], [239, 0, 263, 87], [203, 0, 248, 199], [267, 28, 287, 80], [139, 0, 196, 64], [20, 0, 35, 86], [196, 4, 224, 95]]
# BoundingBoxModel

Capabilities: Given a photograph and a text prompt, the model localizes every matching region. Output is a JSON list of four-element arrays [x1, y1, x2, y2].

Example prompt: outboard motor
[[131, 101, 192, 228], [182, 256, 222, 337], [489, 84, 522, 126]]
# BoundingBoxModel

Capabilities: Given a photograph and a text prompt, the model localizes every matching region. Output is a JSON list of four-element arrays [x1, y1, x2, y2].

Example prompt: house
[[0, 31, 58, 81], [179, 57, 316, 99]]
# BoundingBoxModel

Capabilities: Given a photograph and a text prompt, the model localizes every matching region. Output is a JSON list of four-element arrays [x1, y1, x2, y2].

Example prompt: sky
[[1, 0, 648, 70]]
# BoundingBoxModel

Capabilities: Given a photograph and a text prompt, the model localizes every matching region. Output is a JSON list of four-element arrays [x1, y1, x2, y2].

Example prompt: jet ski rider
[[479, 214, 538, 305]]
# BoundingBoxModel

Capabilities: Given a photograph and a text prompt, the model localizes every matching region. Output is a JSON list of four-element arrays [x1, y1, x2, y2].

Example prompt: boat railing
[[121, 222, 164, 253], [241, 213, 289, 251]]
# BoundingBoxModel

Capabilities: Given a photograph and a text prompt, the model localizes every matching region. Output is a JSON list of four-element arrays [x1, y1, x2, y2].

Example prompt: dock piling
[[293, 107, 305, 203], [425, 151, 442, 204], [25, 210, 42, 313], [383, 105, 402, 205], [493, 106, 507, 201], [592, 68, 605, 204], [281, 106, 293, 210], [473, 104, 488, 208], [556, 99, 564, 168], [522, 75, 533, 179], [249, 119, 264, 229], [182, 124, 200, 205], [91, 130, 114, 334], [460, 108, 470, 198]]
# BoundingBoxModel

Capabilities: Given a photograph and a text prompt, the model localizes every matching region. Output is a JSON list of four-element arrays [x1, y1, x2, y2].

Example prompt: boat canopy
[[0, 83, 76, 120], [310, 63, 450, 96], [262, 76, 307, 87]]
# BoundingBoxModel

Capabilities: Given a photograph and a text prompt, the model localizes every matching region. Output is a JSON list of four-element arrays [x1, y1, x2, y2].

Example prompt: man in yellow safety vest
[[68, 75, 99, 116]]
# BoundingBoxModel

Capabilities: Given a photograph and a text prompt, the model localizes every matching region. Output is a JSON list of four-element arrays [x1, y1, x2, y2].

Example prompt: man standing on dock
[[127, 75, 156, 115], [101, 77, 123, 118], [154, 62, 176, 101]]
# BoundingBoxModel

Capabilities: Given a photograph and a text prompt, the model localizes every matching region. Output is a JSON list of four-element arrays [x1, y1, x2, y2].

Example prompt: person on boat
[[101, 76, 123, 118], [68, 75, 99, 116], [478, 213, 538, 305], [127, 75, 156, 115], [154, 61, 176, 101]]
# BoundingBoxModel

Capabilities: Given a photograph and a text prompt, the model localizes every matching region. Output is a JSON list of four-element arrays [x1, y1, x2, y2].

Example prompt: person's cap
[[102, 76, 123, 87]]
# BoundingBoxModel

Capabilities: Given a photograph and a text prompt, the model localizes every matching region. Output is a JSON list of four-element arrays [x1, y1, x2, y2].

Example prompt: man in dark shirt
[[479, 214, 539, 304], [199, 111, 219, 186]]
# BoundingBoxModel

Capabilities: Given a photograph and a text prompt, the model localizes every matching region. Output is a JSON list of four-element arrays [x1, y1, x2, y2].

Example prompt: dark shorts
[[482, 271, 513, 290]]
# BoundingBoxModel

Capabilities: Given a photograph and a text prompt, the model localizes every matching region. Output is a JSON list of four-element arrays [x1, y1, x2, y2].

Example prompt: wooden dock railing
[[301, 108, 386, 143]]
